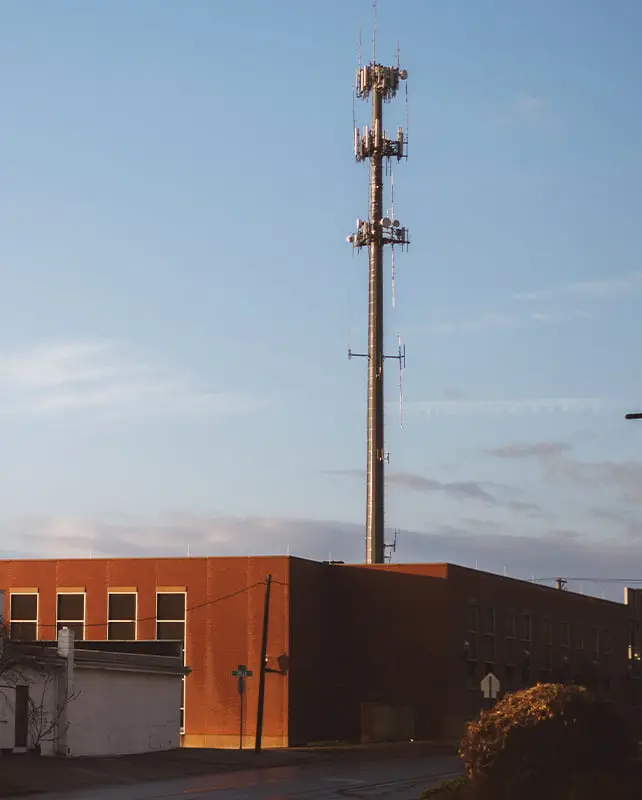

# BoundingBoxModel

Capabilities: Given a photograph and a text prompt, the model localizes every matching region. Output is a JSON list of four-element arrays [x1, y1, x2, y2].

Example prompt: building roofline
[[4, 642, 188, 677], [444, 563, 627, 609], [0, 554, 299, 564]]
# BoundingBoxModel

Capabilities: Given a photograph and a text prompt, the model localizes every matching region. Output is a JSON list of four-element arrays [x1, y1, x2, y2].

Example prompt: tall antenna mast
[[347, 7, 409, 565]]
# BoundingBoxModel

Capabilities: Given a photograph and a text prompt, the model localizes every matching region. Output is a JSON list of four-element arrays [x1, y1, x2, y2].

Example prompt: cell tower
[[346, 8, 409, 565]]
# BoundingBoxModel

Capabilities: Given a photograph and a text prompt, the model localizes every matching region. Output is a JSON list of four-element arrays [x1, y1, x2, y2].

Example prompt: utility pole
[[254, 574, 272, 753], [347, 39, 409, 565]]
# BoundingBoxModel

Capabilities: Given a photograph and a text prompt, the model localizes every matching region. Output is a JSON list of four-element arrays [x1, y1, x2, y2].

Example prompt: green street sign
[[232, 665, 253, 678]]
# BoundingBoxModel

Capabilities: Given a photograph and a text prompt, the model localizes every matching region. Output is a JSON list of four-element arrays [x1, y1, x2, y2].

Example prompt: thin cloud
[[400, 397, 604, 419], [430, 308, 590, 336], [430, 313, 518, 336], [487, 442, 573, 459], [515, 93, 544, 117], [487, 439, 642, 506], [0, 339, 260, 420], [388, 472, 498, 503], [7, 513, 640, 601], [325, 468, 539, 512], [513, 271, 642, 302], [497, 93, 546, 127]]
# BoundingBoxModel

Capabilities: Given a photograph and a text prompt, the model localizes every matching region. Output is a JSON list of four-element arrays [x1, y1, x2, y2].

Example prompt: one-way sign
[[480, 672, 500, 700]]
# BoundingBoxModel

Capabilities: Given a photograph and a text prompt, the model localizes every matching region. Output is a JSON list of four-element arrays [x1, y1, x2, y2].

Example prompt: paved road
[[18, 755, 461, 800]]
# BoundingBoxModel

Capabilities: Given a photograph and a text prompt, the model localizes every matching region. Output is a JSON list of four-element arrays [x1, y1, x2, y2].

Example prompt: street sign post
[[480, 672, 500, 708], [232, 664, 253, 750]]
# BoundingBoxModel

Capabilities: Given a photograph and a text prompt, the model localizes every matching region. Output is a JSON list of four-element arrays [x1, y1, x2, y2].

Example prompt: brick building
[[0, 556, 639, 746]]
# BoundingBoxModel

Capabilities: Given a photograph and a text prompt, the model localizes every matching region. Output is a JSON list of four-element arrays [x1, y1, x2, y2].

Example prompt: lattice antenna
[[390, 173, 397, 308], [405, 79, 409, 159], [397, 332, 405, 428], [372, 0, 377, 64], [384, 528, 399, 564], [346, 13, 410, 565]]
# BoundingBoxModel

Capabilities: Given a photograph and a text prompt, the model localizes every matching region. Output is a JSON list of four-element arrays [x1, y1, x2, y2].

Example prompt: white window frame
[[155, 590, 187, 734], [9, 592, 39, 640], [56, 591, 86, 640], [107, 591, 138, 641]]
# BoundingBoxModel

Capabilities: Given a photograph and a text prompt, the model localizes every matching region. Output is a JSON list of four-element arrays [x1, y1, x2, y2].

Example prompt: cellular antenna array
[[346, 4, 410, 565]]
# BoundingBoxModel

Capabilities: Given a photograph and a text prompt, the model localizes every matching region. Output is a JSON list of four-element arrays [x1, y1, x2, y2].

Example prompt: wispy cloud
[[487, 442, 573, 459], [6, 512, 639, 601], [514, 93, 544, 117], [513, 271, 642, 302], [0, 339, 260, 420], [487, 440, 642, 506], [429, 307, 590, 337], [325, 468, 539, 512], [497, 93, 546, 127], [399, 397, 605, 419], [430, 313, 518, 336]]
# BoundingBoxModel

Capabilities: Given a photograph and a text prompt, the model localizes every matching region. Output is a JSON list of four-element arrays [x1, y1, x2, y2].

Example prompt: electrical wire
[[28, 579, 280, 631], [532, 577, 642, 585]]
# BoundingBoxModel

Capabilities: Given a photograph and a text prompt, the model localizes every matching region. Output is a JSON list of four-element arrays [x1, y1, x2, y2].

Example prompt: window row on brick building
[[465, 600, 615, 664], [8, 590, 186, 643]]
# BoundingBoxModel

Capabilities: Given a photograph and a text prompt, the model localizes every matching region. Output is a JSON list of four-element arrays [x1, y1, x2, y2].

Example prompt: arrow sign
[[480, 672, 500, 700]]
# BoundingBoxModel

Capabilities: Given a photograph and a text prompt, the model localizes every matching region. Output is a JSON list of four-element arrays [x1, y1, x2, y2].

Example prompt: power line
[[533, 577, 642, 585], [29, 580, 275, 631]]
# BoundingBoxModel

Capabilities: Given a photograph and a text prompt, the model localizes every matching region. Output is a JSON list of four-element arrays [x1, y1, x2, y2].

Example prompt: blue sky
[[2, 1, 642, 599]]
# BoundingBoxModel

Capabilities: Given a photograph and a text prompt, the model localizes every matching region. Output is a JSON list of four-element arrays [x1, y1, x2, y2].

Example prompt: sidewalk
[[0, 741, 458, 797]]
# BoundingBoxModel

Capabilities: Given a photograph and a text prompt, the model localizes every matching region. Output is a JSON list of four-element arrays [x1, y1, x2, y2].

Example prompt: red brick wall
[[326, 564, 452, 741], [445, 565, 632, 721], [287, 558, 334, 745], [0, 556, 292, 748]]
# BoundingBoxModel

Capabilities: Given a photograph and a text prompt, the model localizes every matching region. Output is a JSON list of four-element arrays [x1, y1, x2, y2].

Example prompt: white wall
[[67, 668, 182, 757]]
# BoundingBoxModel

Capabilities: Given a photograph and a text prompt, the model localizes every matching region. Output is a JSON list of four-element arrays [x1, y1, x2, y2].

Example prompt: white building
[[0, 626, 187, 757]]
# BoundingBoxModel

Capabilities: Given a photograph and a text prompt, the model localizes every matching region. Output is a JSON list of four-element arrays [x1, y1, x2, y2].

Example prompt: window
[[539, 668, 552, 683], [9, 594, 38, 641], [482, 635, 495, 663], [465, 636, 478, 661], [466, 660, 477, 688], [57, 593, 85, 640], [558, 621, 571, 648], [504, 637, 517, 665], [573, 627, 584, 651], [540, 619, 552, 645], [505, 664, 515, 689], [518, 612, 531, 641], [504, 611, 516, 638], [482, 607, 496, 635], [156, 592, 186, 641], [108, 592, 137, 640], [156, 591, 186, 732], [543, 645, 553, 668], [602, 630, 613, 656], [467, 602, 478, 633]]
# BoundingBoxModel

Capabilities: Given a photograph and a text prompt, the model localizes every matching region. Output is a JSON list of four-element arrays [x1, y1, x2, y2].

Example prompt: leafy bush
[[458, 683, 636, 800], [420, 776, 469, 799]]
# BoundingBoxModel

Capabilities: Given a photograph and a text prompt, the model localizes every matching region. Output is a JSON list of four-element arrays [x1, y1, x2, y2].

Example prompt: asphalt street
[[16, 755, 462, 800]]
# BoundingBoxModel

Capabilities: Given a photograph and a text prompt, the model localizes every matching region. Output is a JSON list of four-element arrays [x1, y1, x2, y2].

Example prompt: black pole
[[238, 677, 244, 750], [255, 574, 272, 753], [625, 412, 642, 420]]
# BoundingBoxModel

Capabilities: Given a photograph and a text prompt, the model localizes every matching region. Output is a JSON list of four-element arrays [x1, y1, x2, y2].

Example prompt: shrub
[[420, 776, 469, 799], [458, 683, 636, 800]]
